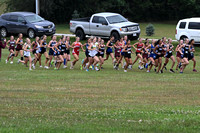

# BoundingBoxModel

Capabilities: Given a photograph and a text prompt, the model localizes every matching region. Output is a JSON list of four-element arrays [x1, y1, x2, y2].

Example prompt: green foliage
[[146, 24, 155, 36], [72, 10, 80, 19], [3, 0, 200, 23]]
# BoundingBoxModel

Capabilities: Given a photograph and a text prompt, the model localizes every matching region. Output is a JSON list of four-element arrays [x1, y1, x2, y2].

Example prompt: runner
[[15, 33, 24, 62], [48, 35, 57, 68], [70, 37, 85, 69], [160, 38, 175, 73], [146, 39, 156, 72], [65, 36, 71, 67], [153, 39, 163, 73], [114, 39, 122, 68], [52, 38, 64, 70], [123, 40, 133, 72], [6, 36, 16, 64], [38, 35, 50, 69], [86, 37, 100, 71], [188, 39, 197, 72], [132, 38, 144, 70], [98, 39, 106, 70], [104, 36, 115, 64], [81, 38, 91, 70], [18, 38, 32, 70], [114, 37, 125, 70], [143, 38, 150, 70], [179, 38, 190, 73], [175, 40, 183, 71]]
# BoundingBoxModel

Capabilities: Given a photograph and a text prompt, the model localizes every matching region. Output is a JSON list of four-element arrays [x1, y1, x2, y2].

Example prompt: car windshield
[[106, 15, 128, 24], [25, 15, 44, 23]]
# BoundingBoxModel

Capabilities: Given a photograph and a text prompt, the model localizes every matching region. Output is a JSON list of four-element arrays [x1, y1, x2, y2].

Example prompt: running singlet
[[9, 40, 15, 50], [89, 43, 98, 57], [106, 41, 114, 53], [72, 42, 81, 55], [16, 39, 23, 50], [61, 42, 66, 53], [183, 44, 189, 58], [42, 40, 47, 48], [99, 44, 105, 55], [136, 43, 143, 53], [156, 45, 163, 55]]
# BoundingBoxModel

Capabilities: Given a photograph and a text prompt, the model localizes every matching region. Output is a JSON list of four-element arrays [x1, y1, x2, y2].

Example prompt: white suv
[[175, 18, 200, 42]]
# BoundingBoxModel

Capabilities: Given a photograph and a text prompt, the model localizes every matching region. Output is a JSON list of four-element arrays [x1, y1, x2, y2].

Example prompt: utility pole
[[36, 0, 40, 15]]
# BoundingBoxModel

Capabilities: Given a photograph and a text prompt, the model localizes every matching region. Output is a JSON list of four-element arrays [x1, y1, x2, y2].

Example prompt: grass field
[[55, 22, 177, 40], [0, 36, 200, 132]]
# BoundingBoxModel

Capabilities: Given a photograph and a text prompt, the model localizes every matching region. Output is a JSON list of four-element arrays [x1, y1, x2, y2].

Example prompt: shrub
[[72, 10, 80, 19], [146, 24, 155, 36]]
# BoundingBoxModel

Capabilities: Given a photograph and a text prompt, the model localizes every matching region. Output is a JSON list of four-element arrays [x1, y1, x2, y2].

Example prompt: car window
[[188, 22, 200, 30], [92, 16, 107, 24], [18, 16, 25, 23], [9, 15, 18, 22], [1, 15, 9, 21], [179, 22, 186, 29]]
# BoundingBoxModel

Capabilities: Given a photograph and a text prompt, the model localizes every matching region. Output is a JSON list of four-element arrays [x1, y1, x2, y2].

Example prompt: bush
[[146, 24, 155, 36], [72, 10, 80, 19]]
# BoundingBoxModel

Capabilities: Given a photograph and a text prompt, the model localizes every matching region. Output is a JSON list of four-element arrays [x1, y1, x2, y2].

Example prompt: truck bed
[[71, 17, 90, 22]]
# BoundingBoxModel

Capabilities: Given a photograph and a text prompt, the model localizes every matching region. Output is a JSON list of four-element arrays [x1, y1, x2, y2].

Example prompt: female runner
[[81, 38, 91, 70], [86, 38, 100, 71], [18, 38, 32, 70], [70, 37, 85, 69], [179, 38, 190, 73], [123, 40, 133, 72], [188, 39, 197, 72], [6, 36, 15, 64], [48, 35, 57, 68], [132, 38, 144, 69], [104, 36, 115, 64], [146, 39, 156, 72], [53, 38, 64, 70], [38, 35, 50, 69], [175, 40, 183, 71], [160, 38, 176, 73], [15, 33, 24, 61], [153, 39, 163, 73]]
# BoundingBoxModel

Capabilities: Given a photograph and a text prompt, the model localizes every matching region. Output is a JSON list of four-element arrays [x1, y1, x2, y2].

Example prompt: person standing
[[0, 35, 6, 62]]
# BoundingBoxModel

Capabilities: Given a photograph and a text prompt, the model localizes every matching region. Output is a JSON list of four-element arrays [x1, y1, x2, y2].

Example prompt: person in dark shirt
[[0, 35, 7, 62]]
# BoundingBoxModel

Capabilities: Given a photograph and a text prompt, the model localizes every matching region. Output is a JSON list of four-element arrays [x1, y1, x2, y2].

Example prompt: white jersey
[[89, 43, 98, 57], [24, 43, 31, 57], [36, 42, 40, 54]]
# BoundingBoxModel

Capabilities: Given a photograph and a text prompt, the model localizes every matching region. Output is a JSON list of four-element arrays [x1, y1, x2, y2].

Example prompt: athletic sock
[[64, 59, 66, 65]]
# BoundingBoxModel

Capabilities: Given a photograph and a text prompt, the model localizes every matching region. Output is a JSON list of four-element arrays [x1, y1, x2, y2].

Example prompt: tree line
[[1, 0, 200, 23]]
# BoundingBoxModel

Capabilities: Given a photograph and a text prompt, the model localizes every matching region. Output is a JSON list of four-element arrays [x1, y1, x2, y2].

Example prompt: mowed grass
[[0, 36, 200, 132], [56, 21, 177, 39]]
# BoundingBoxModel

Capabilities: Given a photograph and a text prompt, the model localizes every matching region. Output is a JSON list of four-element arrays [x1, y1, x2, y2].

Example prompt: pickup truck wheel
[[0, 27, 8, 37], [76, 29, 85, 40], [111, 31, 120, 41]]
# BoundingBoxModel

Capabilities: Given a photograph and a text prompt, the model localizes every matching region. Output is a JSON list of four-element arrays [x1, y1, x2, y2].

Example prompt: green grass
[[0, 36, 200, 132], [55, 22, 177, 39]]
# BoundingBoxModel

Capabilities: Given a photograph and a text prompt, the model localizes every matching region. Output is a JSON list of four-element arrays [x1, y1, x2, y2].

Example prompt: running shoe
[[32, 65, 35, 69], [10, 61, 13, 64], [63, 65, 67, 69], [5, 60, 8, 64], [145, 63, 148, 69], [92, 65, 94, 70], [17, 59, 20, 64], [80, 65, 83, 70], [70, 62, 74, 69], [147, 70, 150, 73], [124, 70, 127, 72], [193, 69, 197, 72], [169, 69, 175, 73], [160, 70, 163, 73], [40, 65, 43, 68], [164, 67, 167, 71], [29, 68, 32, 71], [154, 68, 157, 72], [95, 67, 99, 71], [86, 69, 89, 72]]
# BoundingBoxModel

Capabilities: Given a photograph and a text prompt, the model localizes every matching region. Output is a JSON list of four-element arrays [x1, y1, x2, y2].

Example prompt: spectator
[[0, 35, 6, 62]]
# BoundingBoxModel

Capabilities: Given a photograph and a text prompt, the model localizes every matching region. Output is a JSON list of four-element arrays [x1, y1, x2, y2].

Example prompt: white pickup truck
[[70, 12, 141, 40]]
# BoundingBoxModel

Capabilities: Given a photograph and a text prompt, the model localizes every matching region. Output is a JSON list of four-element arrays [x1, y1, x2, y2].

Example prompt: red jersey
[[72, 42, 81, 55], [9, 40, 15, 50], [136, 43, 144, 53]]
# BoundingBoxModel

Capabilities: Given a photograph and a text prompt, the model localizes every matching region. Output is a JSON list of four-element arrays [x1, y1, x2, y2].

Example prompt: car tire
[[76, 29, 85, 40], [180, 36, 188, 41], [111, 31, 120, 41], [28, 29, 35, 38], [0, 27, 8, 37]]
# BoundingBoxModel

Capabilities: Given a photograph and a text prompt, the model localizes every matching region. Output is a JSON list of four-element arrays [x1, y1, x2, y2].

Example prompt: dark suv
[[0, 12, 56, 38]]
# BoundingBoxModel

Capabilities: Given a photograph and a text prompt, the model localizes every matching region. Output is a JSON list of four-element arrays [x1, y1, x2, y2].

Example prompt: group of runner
[[4, 33, 197, 73]]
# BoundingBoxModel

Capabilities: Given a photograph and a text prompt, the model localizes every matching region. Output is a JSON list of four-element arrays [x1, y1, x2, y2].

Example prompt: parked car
[[175, 18, 200, 42], [0, 12, 56, 38], [70, 12, 140, 40]]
